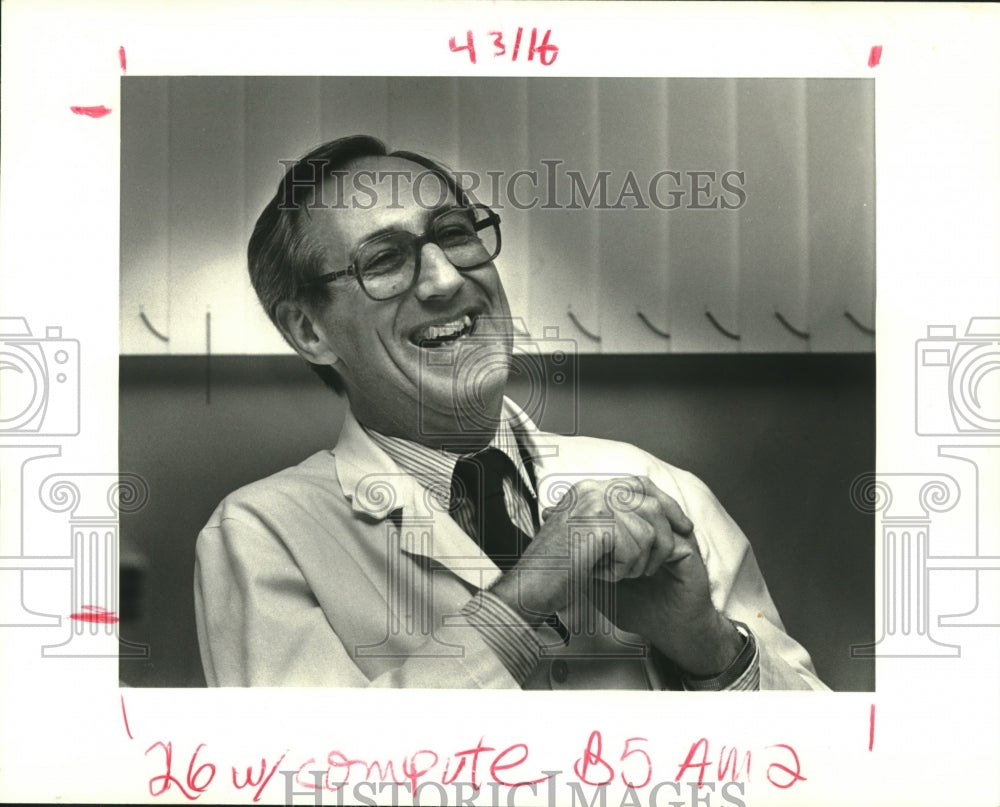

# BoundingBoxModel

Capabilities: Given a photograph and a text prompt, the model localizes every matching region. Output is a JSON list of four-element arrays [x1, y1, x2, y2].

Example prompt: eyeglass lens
[[355, 208, 498, 299]]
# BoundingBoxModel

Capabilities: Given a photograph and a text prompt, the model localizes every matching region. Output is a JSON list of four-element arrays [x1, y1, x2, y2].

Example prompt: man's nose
[[413, 243, 465, 300]]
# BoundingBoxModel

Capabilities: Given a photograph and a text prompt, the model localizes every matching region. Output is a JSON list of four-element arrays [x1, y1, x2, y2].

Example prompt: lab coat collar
[[333, 398, 555, 589]]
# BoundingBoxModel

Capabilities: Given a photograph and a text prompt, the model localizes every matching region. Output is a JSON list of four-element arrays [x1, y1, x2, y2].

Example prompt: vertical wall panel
[[319, 77, 390, 143], [737, 79, 811, 352], [597, 79, 672, 353], [667, 79, 742, 353], [120, 78, 170, 355], [387, 77, 459, 166], [167, 78, 247, 355], [243, 77, 323, 354], [807, 79, 876, 352], [526, 79, 601, 353], [457, 79, 532, 335], [120, 78, 875, 357]]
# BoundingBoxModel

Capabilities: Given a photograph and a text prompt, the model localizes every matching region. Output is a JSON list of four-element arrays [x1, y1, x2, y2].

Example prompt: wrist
[[681, 620, 758, 691], [661, 612, 745, 677], [490, 570, 564, 627]]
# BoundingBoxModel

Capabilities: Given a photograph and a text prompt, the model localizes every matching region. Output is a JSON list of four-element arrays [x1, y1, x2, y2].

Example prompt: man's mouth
[[410, 314, 476, 348]]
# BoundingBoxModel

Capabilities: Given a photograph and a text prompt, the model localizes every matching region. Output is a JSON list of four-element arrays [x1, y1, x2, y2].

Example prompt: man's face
[[300, 155, 513, 446]]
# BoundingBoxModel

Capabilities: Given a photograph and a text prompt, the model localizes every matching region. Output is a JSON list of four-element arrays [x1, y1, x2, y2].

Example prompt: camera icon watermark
[[0, 464, 150, 658], [852, 314, 1000, 658], [0, 317, 80, 436], [417, 318, 578, 444], [35, 472, 150, 658], [915, 317, 1000, 435], [849, 472, 963, 658]]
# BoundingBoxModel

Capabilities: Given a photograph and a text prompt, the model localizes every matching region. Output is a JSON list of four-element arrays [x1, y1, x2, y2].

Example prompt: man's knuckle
[[636, 520, 656, 545]]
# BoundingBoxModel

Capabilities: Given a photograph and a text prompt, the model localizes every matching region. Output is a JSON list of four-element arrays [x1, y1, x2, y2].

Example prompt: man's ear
[[275, 300, 340, 366]]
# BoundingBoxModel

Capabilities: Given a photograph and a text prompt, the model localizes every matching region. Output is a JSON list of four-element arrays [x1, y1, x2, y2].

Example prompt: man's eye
[[436, 225, 476, 246], [360, 249, 407, 277]]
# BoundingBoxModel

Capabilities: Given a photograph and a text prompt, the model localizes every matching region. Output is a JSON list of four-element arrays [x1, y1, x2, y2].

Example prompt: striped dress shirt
[[364, 421, 759, 691]]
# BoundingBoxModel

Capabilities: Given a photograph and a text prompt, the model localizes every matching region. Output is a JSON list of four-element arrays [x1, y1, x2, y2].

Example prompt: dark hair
[[247, 134, 467, 394]]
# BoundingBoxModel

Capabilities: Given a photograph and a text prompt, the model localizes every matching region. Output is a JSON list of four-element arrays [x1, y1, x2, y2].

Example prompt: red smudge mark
[[121, 694, 134, 740], [70, 105, 113, 118], [70, 604, 119, 623], [868, 703, 876, 751], [868, 45, 883, 68], [119, 46, 127, 73]]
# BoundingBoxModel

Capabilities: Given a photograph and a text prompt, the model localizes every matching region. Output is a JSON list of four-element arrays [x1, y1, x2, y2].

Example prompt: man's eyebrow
[[353, 204, 463, 244]]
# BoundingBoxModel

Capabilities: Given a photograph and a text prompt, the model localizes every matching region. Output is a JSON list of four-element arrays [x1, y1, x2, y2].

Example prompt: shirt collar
[[363, 417, 536, 506]]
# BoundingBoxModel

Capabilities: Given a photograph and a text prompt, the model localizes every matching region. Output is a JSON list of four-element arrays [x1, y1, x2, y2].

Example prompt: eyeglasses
[[300, 204, 502, 301]]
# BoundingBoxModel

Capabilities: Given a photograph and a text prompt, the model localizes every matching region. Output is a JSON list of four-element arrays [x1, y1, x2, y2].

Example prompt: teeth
[[416, 315, 473, 344]]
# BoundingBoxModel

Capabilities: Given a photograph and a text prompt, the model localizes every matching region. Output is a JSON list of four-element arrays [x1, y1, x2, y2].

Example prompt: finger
[[598, 506, 652, 581], [586, 526, 620, 581], [541, 478, 601, 522], [601, 510, 657, 581], [632, 476, 693, 536], [615, 478, 676, 575], [666, 527, 701, 563], [594, 476, 671, 577], [642, 518, 675, 575], [623, 509, 662, 578], [648, 533, 702, 590]]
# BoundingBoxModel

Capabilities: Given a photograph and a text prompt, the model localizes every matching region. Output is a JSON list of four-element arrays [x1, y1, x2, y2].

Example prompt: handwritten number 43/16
[[449, 28, 558, 65]]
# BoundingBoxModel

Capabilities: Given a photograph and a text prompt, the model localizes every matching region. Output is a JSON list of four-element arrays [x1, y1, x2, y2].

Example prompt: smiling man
[[194, 135, 828, 691]]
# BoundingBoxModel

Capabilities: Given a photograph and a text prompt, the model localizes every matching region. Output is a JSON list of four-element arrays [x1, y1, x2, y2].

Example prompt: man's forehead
[[306, 154, 457, 256], [322, 154, 454, 207]]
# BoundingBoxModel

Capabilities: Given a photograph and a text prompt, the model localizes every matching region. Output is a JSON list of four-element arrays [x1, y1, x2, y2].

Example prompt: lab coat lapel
[[333, 408, 503, 590]]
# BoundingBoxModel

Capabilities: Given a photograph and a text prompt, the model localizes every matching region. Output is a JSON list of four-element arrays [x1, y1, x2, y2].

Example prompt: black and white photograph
[[118, 76, 876, 693], [2, 3, 998, 806]]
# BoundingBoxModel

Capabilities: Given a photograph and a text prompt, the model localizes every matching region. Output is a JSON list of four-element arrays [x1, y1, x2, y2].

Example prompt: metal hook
[[844, 310, 875, 336], [567, 308, 601, 342], [637, 311, 671, 339], [139, 309, 169, 342], [705, 310, 741, 341], [774, 311, 811, 340]]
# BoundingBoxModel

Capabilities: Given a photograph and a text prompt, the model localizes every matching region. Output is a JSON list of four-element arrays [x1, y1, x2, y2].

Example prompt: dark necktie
[[450, 448, 529, 570], [451, 448, 570, 644]]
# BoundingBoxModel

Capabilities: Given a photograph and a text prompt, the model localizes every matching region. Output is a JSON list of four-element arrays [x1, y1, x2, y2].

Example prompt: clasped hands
[[490, 476, 743, 677]]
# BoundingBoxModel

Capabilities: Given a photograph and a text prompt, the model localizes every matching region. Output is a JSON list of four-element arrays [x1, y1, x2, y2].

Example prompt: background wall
[[119, 353, 875, 691], [120, 76, 875, 355], [118, 75, 876, 691]]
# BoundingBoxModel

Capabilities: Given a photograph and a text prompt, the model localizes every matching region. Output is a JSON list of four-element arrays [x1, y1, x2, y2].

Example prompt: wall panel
[[166, 78, 247, 355], [120, 78, 170, 355], [597, 79, 672, 354], [666, 79, 742, 352], [120, 77, 875, 356]]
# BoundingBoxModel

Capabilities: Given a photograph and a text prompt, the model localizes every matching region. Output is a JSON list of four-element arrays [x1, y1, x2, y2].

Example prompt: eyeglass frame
[[298, 203, 503, 302]]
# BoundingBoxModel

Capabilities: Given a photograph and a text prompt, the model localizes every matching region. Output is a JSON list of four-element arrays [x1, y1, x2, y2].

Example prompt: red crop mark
[[868, 45, 883, 68], [70, 605, 120, 623], [119, 46, 127, 73], [868, 703, 875, 751], [121, 694, 135, 740], [70, 105, 113, 118]]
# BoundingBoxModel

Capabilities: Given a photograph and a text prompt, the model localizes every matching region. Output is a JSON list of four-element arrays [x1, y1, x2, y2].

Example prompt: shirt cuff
[[460, 591, 543, 685], [681, 620, 760, 691]]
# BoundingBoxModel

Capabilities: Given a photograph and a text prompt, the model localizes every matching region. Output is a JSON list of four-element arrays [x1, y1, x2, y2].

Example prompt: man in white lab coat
[[195, 135, 828, 691]]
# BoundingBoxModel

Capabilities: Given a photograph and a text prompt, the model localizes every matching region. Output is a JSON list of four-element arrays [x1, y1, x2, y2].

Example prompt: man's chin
[[415, 371, 508, 446]]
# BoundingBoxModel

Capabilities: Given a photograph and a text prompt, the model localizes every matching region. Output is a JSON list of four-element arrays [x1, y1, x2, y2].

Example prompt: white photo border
[[1, 2, 998, 806]]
